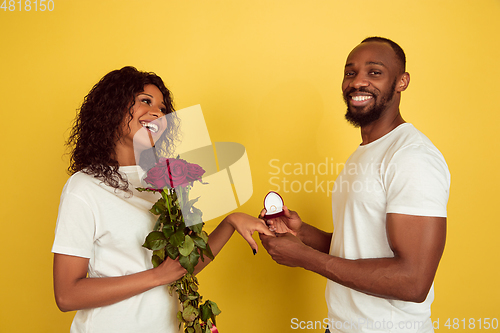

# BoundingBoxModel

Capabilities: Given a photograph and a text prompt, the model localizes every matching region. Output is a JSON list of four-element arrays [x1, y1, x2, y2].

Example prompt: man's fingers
[[283, 206, 292, 218], [259, 233, 272, 242], [255, 222, 275, 237]]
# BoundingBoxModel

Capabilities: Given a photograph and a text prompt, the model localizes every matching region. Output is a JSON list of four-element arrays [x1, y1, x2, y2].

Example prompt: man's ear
[[397, 72, 410, 92]]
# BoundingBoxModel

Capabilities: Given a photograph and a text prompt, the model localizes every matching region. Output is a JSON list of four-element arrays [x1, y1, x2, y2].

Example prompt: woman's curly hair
[[66, 66, 179, 191]]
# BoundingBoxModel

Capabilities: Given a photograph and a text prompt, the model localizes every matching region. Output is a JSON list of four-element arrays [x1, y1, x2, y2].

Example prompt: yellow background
[[1, 0, 499, 332]]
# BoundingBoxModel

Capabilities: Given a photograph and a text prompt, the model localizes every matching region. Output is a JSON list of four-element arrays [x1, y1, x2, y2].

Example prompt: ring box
[[264, 191, 285, 218]]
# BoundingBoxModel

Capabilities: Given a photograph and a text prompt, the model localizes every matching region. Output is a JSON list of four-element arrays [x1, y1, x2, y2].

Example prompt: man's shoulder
[[384, 125, 449, 180], [391, 123, 430, 144], [387, 123, 443, 156]]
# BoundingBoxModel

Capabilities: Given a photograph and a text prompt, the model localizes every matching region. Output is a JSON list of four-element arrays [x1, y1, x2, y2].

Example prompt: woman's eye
[[160, 108, 168, 114], [141, 98, 152, 105]]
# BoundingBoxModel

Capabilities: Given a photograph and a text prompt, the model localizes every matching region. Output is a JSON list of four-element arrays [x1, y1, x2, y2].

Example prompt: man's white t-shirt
[[52, 166, 180, 333], [326, 123, 450, 333]]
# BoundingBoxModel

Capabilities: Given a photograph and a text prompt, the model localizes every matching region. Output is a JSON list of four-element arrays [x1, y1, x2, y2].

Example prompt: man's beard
[[343, 79, 396, 128]]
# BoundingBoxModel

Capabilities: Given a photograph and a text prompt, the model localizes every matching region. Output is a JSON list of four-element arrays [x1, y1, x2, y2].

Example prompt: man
[[259, 37, 450, 332]]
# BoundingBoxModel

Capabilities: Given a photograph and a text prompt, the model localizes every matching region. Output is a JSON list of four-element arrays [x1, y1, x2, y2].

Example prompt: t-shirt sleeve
[[52, 190, 95, 258], [384, 144, 450, 217]]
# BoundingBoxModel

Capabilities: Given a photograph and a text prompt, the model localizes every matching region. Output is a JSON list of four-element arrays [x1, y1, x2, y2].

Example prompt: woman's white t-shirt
[[52, 166, 180, 333]]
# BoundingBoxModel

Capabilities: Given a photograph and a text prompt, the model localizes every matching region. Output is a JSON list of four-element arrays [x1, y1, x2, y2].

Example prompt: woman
[[52, 66, 271, 332]]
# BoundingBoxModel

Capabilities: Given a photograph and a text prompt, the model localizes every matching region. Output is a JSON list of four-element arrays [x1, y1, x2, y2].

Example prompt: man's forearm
[[300, 247, 431, 303], [297, 222, 332, 254]]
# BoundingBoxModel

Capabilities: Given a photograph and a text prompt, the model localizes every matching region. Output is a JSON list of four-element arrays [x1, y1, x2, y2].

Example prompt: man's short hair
[[361, 36, 406, 73]]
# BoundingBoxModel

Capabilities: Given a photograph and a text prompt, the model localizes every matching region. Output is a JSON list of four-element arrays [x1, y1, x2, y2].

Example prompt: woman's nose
[[149, 107, 162, 118]]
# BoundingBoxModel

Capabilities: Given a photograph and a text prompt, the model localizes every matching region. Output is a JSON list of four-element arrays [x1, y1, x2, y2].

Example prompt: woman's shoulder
[[62, 170, 105, 196]]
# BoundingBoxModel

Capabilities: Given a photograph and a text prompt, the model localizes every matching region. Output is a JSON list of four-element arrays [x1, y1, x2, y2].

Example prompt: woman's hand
[[153, 257, 187, 286], [225, 212, 275, 254]]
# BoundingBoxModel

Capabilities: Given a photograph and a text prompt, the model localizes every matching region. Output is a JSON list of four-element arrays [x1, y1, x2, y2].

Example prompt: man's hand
[[260, 206, 303, 236], [259, 232, 310, 267]]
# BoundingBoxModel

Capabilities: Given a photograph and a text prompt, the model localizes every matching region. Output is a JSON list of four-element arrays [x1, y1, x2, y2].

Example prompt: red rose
[[144, 163, 170, 189], [186, 163, 205, 182], [144, 158, 204, 189], [166, 158, 189, 187]]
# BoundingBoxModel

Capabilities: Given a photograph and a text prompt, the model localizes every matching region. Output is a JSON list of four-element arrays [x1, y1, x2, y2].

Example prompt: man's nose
[[350, 75, 369, 89]]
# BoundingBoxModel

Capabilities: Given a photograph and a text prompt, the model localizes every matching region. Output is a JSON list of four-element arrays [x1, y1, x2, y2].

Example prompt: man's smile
[[348, 93, 374, 107]]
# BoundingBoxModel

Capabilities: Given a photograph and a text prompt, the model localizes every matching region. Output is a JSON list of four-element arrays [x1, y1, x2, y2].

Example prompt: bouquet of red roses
[[137, 157, 220, 333]]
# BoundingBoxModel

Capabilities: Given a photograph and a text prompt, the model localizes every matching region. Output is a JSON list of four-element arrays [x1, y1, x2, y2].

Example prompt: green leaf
[[208, 300, 221, 315], [161, 188, 170, 201], [187, 328, 194, 333], [176, 310, 184, 324], [202, 243, 215, 261], [179, 235, 195, 256], [154, 198, 166, 211], [199, 231, 209, 243], [190, 280, 199, 292], [194, 322, 202, 333], [188, 220, 203, 234], [179, 255, 194, 274], [170, 205, 179, 218], [153, 249, 165, 261], [191, 235, 207, 249], [151, 254, 163, 268], [178, 221, 187, 232], [189, 250, 200, 267], [165, 243, 180, 260], [163, 225, 175, 239], [170, 229, 185, 247], [142, 231, 167, 251], [198, 248, 205, 262], [200, 303, 212, 322], [146, 199, 164, 215], [182, 304, 198, 322], [179, 250, 200, 274]]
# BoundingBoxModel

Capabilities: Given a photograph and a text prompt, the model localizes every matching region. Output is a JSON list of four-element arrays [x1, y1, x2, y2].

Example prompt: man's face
[[342, 42, 402, 127]]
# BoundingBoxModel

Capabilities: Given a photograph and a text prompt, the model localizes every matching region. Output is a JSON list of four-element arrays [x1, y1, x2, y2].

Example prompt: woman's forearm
[[53, 253, 186, 312], [194, 212, 274, 275], [193, 216, 235, 275]]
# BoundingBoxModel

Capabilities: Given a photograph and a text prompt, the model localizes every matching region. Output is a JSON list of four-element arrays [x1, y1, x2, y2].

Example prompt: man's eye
[[370, 71, 382, 75], [345, 72, 355, 77]]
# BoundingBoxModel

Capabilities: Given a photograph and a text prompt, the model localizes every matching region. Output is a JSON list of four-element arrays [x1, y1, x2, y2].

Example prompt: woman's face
[[116, 84, 167, 155]]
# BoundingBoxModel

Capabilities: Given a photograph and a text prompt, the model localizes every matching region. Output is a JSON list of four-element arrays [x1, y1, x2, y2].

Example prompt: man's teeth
[[141, 122, 159, 133], [352, 95, 373, 102]]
